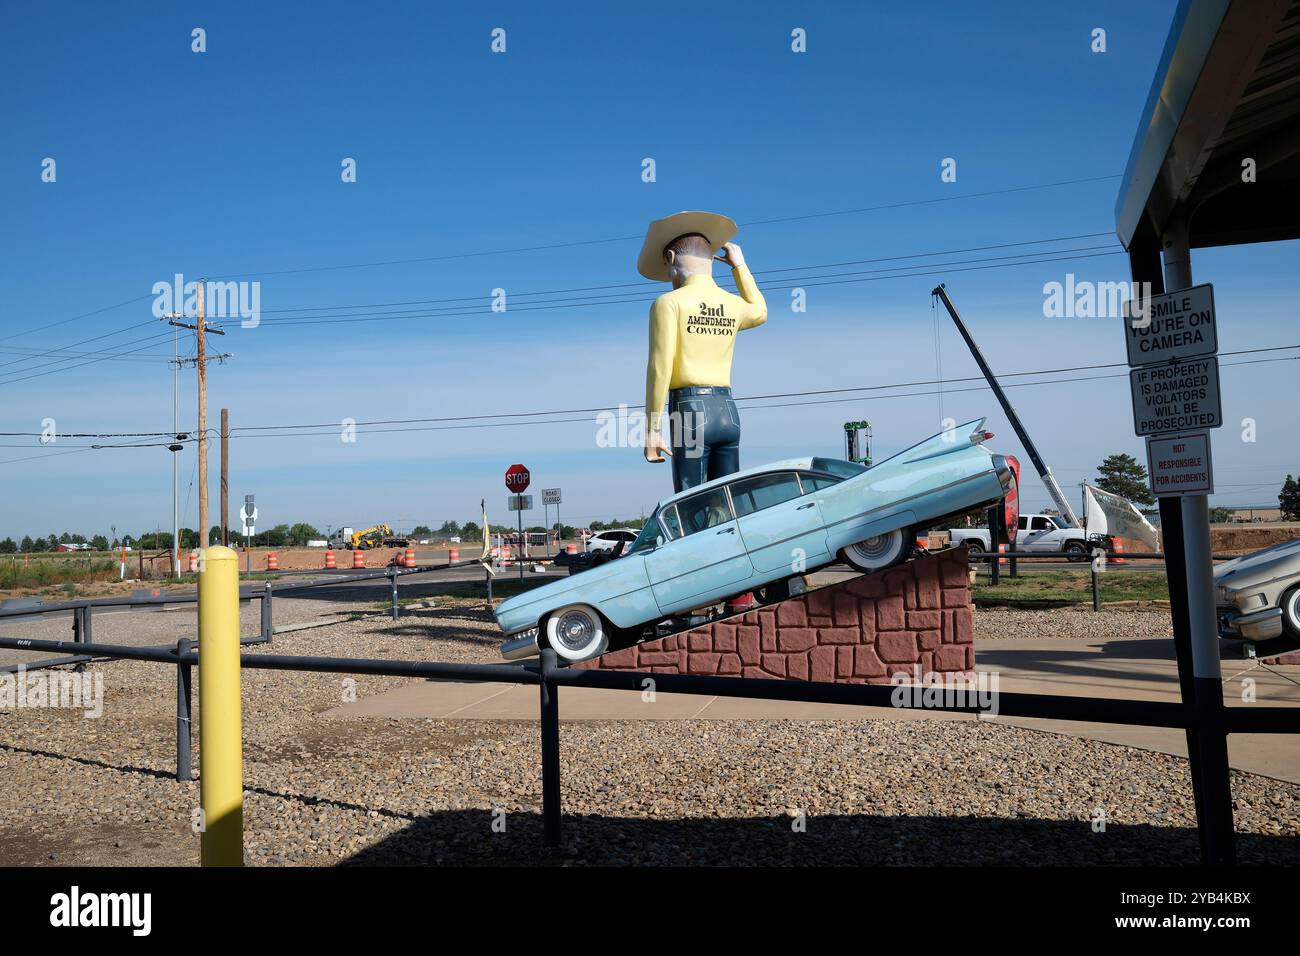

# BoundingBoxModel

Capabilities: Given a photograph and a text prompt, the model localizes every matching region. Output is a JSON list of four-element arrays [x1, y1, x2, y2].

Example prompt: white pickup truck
[[950, 513, 1105, 561]]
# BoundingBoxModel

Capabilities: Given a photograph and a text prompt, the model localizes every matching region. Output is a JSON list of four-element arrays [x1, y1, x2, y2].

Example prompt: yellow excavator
[[350, 524, 409, 549]]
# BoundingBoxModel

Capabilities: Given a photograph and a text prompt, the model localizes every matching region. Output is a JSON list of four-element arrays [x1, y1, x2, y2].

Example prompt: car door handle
[[716, 527, 735, 534], [796, 502, 816, 510]]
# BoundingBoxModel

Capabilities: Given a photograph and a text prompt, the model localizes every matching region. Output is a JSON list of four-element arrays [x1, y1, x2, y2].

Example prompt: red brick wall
[[578, 549, 974, 682]]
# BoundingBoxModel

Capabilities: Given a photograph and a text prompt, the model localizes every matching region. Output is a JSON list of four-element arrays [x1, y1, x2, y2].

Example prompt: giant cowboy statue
[[638, 211, 768, 493]]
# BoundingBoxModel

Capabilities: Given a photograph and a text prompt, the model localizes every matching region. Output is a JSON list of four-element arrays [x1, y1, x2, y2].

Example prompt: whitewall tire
[[841, 528, 909, 573], [1283, 586, 1300, 640], [545, 604, 610, 662]]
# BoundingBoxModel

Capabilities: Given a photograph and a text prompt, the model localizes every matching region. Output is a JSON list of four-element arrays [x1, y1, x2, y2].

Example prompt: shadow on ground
[[342, 807, 1300, 866]]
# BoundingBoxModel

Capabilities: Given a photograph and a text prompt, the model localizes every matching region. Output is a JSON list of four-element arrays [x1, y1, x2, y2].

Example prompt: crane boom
[[930, 284, 1081, 528]]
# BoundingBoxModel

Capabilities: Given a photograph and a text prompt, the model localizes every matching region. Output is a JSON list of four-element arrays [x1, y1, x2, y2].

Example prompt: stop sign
[[505, 463, 530, 493]]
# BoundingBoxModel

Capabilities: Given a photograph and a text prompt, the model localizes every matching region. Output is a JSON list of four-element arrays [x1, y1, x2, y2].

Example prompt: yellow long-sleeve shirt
[[645, 267, 767, 434]]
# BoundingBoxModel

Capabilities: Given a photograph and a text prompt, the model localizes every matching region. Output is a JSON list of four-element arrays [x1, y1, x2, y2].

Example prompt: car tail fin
[[891, 417, 988, 465]]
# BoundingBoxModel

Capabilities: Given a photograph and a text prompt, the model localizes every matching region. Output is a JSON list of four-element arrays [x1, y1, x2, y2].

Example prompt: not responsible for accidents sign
[[1145, 432, 1214, 497], [1129, 356, 1222, 437], [1123, 283, 1217, 367]]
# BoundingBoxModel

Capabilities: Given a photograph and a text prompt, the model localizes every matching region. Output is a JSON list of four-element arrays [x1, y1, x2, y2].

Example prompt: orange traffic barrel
[[997, 543, 1007, 566], [1112, 538, 1127, 564], [566, 544, 577, 555], [915, 533, 930, 550], [325, 549, 336, 569], [188, 551, 198, 573], [448, 547, 460, 563], [267, 551, 279, 571], [352, 549, 365, 569], [404, 547, 416, 568]]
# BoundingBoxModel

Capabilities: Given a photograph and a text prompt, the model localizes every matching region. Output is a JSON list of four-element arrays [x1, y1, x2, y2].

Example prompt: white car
[[585, 529, 639, 553]]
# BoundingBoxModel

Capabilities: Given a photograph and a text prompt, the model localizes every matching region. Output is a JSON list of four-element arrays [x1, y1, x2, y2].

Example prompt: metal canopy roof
[[1115, 0, 1300, 250]]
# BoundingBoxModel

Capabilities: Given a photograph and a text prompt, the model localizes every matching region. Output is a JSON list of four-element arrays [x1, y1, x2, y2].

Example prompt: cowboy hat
[[636, 210, 738, 281]]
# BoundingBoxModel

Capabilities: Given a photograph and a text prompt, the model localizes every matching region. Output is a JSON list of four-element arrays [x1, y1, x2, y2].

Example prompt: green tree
[[209, 525, 222, 546], [460, 521, 480, 539], [90, 534, 108, 551], [0, 538, 16, 554], [411, 524, 433, 537], [287, 522, 320, 546], [59, 532, 72, 544], [437, 520, 460, 536], [1208, 506, 1233, 523], [1281, 474, 1300, 521], [20, 536, 34, 553], [1094, 453, 1155, 506]]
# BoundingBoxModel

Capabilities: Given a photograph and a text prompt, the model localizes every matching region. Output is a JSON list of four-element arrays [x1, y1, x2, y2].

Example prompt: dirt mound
[[1211, 525, 1300, 555]]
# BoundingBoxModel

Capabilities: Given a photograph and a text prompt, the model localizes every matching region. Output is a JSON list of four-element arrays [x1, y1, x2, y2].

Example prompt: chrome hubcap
[[555, 609, 596, 650], [850, 532, 899, 563]]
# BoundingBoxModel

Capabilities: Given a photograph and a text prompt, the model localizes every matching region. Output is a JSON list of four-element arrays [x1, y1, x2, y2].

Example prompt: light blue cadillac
[[497, 418, 1016, 662]]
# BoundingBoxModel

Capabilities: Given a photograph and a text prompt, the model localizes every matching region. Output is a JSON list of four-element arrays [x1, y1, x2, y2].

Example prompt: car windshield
[[809, 457, 867, 480], [1049, 516, 1071, 529]]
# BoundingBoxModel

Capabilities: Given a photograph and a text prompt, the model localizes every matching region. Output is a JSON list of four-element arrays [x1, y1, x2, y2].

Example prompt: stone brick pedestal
[[578, 549, 974, 682]]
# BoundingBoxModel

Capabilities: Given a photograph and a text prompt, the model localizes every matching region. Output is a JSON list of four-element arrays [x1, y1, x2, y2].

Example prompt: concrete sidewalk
[[324, 633, 1300, 783]]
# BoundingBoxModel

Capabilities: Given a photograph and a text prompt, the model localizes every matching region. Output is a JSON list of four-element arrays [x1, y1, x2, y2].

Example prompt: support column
[[1160, 219, 1235, 865]]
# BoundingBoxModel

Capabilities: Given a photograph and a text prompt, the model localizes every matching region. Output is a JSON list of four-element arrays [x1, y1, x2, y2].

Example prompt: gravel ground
[[974, 606, 1174, 641], [0, 593, 1296, 866]]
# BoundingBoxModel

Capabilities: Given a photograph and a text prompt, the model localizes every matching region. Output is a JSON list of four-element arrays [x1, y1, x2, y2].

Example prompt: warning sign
[[1123, 283, 1217, 367], [1128, 356, 1222, 437], [1145, 432, 1214, 497]]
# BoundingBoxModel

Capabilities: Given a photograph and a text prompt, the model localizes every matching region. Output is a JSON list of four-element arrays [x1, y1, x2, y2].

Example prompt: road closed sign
[[1145, 432, 1214, 497], [1129, 356, 1222, 437]]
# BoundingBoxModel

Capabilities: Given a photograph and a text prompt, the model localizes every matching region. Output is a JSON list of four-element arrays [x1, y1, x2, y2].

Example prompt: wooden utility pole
[[165, 279, 228, 551], [220, 407, 230, 547]]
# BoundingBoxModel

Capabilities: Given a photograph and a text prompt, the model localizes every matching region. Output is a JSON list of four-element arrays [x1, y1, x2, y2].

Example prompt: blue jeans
[[668, 386, 741, 493]]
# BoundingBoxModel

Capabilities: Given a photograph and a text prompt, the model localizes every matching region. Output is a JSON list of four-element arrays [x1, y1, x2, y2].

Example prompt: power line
[[249, 232, 1118, 317], [0, 176, 1119, 346], [203, 175, 1122, 282], [7, 342, 1294, 443], [213, 248, 1125, 330]]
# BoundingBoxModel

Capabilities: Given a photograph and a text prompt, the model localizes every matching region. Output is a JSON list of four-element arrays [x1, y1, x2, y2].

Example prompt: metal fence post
[[539, 648, 562, 847], [72, 605, 87, 673], [261, 583, 273, 644], [987, 506, 1001, 587], [485, 564, 493, 611], [389, 566, 399, 621], [1091, 551, 1102, 612], [176, 637, 193, 781]]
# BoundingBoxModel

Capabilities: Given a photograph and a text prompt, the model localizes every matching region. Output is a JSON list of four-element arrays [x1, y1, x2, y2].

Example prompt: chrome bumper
[[499, 628, 540, 661], [1217, 605, 1283, 642]]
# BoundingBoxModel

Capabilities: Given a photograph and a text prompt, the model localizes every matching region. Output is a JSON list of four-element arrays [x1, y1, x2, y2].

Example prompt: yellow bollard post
[[198, 545, 243, 866]]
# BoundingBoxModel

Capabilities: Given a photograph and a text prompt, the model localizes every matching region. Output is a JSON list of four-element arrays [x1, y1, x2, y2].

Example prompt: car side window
[[730, 472, 802, 518], [676, 488, 734, 536], [1031, 516, 1050, 531], [799, 472, 840, 492], [660, 505, 682, 539], [1017, 516, 1029, 531]]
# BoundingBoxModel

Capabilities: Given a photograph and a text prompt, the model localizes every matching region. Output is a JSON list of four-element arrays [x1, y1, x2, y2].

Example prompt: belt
[[670, 386, 731, 397]]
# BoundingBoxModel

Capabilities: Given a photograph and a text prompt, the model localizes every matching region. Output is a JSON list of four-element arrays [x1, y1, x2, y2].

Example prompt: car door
[[733, 472, 830, 573], [643, 487, 753, 613], [1021, 515, 1054, 551]]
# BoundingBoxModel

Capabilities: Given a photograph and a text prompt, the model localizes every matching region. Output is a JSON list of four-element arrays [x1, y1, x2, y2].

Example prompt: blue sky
[[2, 1, 1296, 540]]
